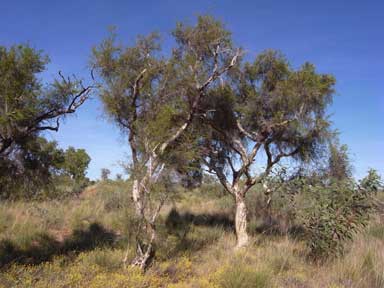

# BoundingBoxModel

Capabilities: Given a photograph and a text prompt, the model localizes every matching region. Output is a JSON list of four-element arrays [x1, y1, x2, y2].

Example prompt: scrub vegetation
[[0, 15, 383, 287]]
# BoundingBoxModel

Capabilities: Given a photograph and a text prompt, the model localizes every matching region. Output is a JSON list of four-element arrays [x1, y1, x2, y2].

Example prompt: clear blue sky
[[1, 0, 383, 179]]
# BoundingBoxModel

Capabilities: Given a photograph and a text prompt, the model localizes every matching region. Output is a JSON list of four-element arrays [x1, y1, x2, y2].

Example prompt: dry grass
[[0, 182, 383, 287]]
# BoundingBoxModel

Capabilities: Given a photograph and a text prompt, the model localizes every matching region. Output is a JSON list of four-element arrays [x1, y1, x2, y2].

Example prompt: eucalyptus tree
[[0, 45, 92, 196], [327, 141, 352, 181], [200, 50, 335, 248], [62, 146, 91, 181], [100, 168, 111, 181], [92, 16, 240, 269]]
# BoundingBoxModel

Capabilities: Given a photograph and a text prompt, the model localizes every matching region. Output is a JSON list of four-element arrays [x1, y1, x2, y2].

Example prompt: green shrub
[[300, 181, 374, 259]]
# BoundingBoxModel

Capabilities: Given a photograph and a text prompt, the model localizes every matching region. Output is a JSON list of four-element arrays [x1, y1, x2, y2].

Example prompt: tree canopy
[[198, 49, 336, 247], [92, 15, 241, 268], [0, 44, 92, 197]]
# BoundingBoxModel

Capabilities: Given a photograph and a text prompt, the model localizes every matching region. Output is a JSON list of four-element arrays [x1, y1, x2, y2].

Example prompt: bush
[[300, 180, 374, 259]]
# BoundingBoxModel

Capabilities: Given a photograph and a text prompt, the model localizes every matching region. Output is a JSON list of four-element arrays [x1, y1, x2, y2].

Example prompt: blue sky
[[1, 0, 383, 179]]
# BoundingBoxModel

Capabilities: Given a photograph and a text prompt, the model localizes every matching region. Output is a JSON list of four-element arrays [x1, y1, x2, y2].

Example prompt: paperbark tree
[[92, 16, 240, 269], [200, 50, 335, 248]]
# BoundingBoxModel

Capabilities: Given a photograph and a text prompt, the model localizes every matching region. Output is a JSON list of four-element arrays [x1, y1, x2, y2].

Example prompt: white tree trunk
[[130, 176, 158, 270], [132, 179, 143, 216], [130, 225, 156, 270], [235, 196, 249, 248]]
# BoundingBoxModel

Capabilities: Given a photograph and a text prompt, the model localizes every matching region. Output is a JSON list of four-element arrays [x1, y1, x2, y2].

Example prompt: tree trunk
[[132, 179, 143, 216], [130, 238, 155, 270], [235, 195, 249, 248], [129, 178, 157, 270]]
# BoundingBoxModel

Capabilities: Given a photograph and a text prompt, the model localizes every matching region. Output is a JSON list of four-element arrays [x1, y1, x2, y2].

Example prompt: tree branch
[[203, 158, 233, 195], [158, 48, 240, 156]]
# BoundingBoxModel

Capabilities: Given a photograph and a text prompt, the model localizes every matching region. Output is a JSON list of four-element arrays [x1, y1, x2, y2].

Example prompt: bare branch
[[132, 68, 147, 107], [26, 85, 92, 136], [34, 118, 60, 132]]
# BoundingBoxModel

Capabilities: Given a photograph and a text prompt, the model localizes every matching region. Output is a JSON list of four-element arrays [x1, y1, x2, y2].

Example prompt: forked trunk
[[129, 178, 157, 270], [130, 240, 155, 270], [235, 196, 249, 248]]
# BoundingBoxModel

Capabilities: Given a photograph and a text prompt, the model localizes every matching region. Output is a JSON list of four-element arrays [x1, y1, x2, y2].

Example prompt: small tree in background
[[0, 136, 65, 199], [92, 16, 240, 269], [101, 168, 111, 181], [62, 146, 91, 182], [199, 50, 335, 248], [328, 141, 352, 181], [360, 168, 382, 193]]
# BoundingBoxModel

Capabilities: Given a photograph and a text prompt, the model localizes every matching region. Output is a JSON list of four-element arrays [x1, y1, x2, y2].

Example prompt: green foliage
[[229, 49, 334, 160], [300, 179, 374, 259], [197, 42, 336, 250], [61, 146, 91, 181], [92, 16, 240, 267], [248, 166, 380, 260], [0, 137, 64, 199], [0, 44, 89, 151], [92, 15, 236, 167], [360, 169, 382, 193], [328, 141, 352, 181], [0, 44, 91, 199], [0, 139, 90, 200]]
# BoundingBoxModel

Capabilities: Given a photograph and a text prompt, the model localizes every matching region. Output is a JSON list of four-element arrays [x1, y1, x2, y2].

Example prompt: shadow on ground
[[165, 208, 234, 232], [251, 216, 306, 239], [160, 208, 235, 258], [0, 222, 116, 268]]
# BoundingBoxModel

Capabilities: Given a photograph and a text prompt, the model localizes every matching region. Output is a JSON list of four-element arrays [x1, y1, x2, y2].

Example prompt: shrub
[[300, 180, 374, 259]]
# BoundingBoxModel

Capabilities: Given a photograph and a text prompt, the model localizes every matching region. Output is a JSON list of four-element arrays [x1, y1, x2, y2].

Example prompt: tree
[[101, 168, 111, 181], [199, 50, 335, 248], [300, 170, 378, 259], [360, 168, 382, 193], [0, 45, 92, 196], [62, 146, 91, 181], [328, 141, 352, 181], [92, 16, 240, 269], [0, 136, 65, 199]]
